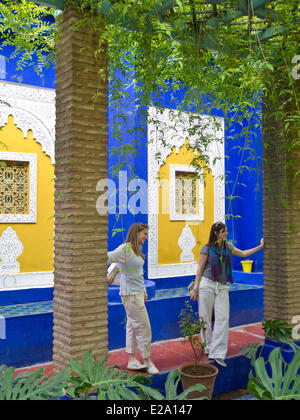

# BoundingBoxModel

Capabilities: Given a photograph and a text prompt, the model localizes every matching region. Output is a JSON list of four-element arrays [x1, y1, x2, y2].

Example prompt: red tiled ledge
[[15, 322, 264, 377]]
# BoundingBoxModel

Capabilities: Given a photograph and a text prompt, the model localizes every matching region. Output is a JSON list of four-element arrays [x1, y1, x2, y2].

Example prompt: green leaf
[[249, 347, 300, 400], [69, 358, 87, 379], [265, 63, 274, 72], [164, 370, 182, 400]]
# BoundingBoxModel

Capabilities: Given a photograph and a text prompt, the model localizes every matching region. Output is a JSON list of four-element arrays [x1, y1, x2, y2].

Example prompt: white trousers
[[198, 277, 230, 360], [121, 291, 152, 359]]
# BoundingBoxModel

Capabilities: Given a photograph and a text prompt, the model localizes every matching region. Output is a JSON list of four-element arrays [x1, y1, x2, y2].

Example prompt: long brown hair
[[207, 221, 226, 248], [125, 222, 148, 259]]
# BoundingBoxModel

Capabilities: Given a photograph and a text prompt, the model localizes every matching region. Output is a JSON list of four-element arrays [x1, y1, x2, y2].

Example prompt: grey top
[[200, 242, 234, 284], [108, 243, 145, 296]]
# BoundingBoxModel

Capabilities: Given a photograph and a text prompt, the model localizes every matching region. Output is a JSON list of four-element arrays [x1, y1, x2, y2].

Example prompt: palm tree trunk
[[263, 97, 300, 327], [53, 6, 108, 370]]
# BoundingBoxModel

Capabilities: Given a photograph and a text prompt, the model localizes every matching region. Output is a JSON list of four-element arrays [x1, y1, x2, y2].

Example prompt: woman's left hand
[[260, 238, 264, 248], [190, 289, 198, 301], [144, 290, 148, 302]]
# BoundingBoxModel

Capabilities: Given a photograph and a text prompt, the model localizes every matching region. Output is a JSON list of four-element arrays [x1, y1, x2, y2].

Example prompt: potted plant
[[177, 301, 219, 400]]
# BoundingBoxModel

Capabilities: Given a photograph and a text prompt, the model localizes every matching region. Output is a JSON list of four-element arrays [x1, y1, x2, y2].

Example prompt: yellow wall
[[158, 139, 214, 265], [0, 115, 54, 273]]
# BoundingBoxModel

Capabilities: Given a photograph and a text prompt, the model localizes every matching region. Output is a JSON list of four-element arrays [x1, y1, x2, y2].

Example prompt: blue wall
[[0, 282, 263, 367], [0, 39, 263, 275], [0, 45, 55, 89], [0, 12, 55, 89], [0, 288, 53, 307], [0, 313, 53, 368], [0, 17, 264, 374], [108, 284, 263, 350], [0, 39, 263, 288], [225, 108, 263, 271], [107, 78, 264, 281]]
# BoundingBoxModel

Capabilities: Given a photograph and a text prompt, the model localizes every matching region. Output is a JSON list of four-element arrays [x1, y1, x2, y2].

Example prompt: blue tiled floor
[[0, 301, 53, 318], [153, 283, 262, 300], [0, 284, 263, 317]]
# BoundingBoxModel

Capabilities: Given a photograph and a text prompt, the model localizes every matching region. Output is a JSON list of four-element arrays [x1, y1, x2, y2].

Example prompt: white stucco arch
[[0, 81, 55, 163]]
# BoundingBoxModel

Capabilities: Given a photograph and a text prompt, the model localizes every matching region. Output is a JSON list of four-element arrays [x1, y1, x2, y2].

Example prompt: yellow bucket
[[241, 260, 253, 273]]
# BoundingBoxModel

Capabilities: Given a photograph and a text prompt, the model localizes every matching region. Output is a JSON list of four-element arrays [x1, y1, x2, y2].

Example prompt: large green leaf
[[249, 347, 300, 400], [164, 369, 207, 400], [0, 365, 69, 400]]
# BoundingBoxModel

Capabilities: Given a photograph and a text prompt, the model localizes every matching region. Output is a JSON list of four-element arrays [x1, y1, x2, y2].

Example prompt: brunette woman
[[190, 222, 264, 367]]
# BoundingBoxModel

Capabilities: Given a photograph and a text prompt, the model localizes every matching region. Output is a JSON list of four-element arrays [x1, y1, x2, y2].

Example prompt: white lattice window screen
[[0, 152, 37, 223], [0, 161, 29, 214], [175, 171, 198, 215], [170, 164, 204, 222]]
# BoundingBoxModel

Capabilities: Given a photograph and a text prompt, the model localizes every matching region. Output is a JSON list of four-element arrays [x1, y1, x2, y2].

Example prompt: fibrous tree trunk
[[263, 96, 300, 327], [53, 6, 108, 370]]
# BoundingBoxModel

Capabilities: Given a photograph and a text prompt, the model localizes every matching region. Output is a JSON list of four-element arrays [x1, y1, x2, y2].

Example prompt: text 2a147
[[149, 405, 193, 415]]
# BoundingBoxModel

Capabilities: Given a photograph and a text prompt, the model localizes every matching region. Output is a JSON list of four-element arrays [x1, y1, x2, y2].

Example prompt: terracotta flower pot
[[178, 362, 219, 400]]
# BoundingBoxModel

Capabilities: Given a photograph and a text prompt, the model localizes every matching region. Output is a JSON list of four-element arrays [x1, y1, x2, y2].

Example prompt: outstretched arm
[[232, 238, 264, 258]]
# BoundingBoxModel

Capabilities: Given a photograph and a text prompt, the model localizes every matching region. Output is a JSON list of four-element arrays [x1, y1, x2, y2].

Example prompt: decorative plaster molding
[[0, 226, 24, 273], [147, 106, 225, 279], [0, 81, 55, 163], [149, 262, 198, 279], [0, 271, 53, 291], [0, 152, 37, 223]]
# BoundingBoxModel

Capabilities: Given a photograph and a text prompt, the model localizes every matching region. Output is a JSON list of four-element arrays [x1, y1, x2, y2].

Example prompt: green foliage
[[241, 318, 300, 365], [66, 350, 207, 400], [0, 0, 56, 76], [262, 319, 294, 344], [82, 0, 298, 239], [241, 318, 300, 400], [248, 347, 300, 400], [0, 364, 69, 400], [1, 1, 298, 238], [66, 351, 155, 400], [0, 350, 207, 400], [178, 301, 207, 366]]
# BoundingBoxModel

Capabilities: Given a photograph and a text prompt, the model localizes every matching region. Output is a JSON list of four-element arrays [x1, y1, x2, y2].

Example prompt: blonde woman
[[107, 222, 159, 375]]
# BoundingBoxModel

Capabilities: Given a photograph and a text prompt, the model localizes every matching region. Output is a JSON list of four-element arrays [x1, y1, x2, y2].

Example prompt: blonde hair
[[125, 222, 148, 259]]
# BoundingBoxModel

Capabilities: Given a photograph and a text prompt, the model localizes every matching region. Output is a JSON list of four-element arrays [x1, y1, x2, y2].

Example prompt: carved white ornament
[[0, 81, 55, 163], [178, 224, 196, 263], [0, 226, 24, 274], [147, 106, 225, 278], [0, 152, 37, 223]]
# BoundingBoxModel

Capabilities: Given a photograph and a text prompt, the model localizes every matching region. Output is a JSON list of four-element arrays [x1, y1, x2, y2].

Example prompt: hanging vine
[[0, 0, 299, 241]]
